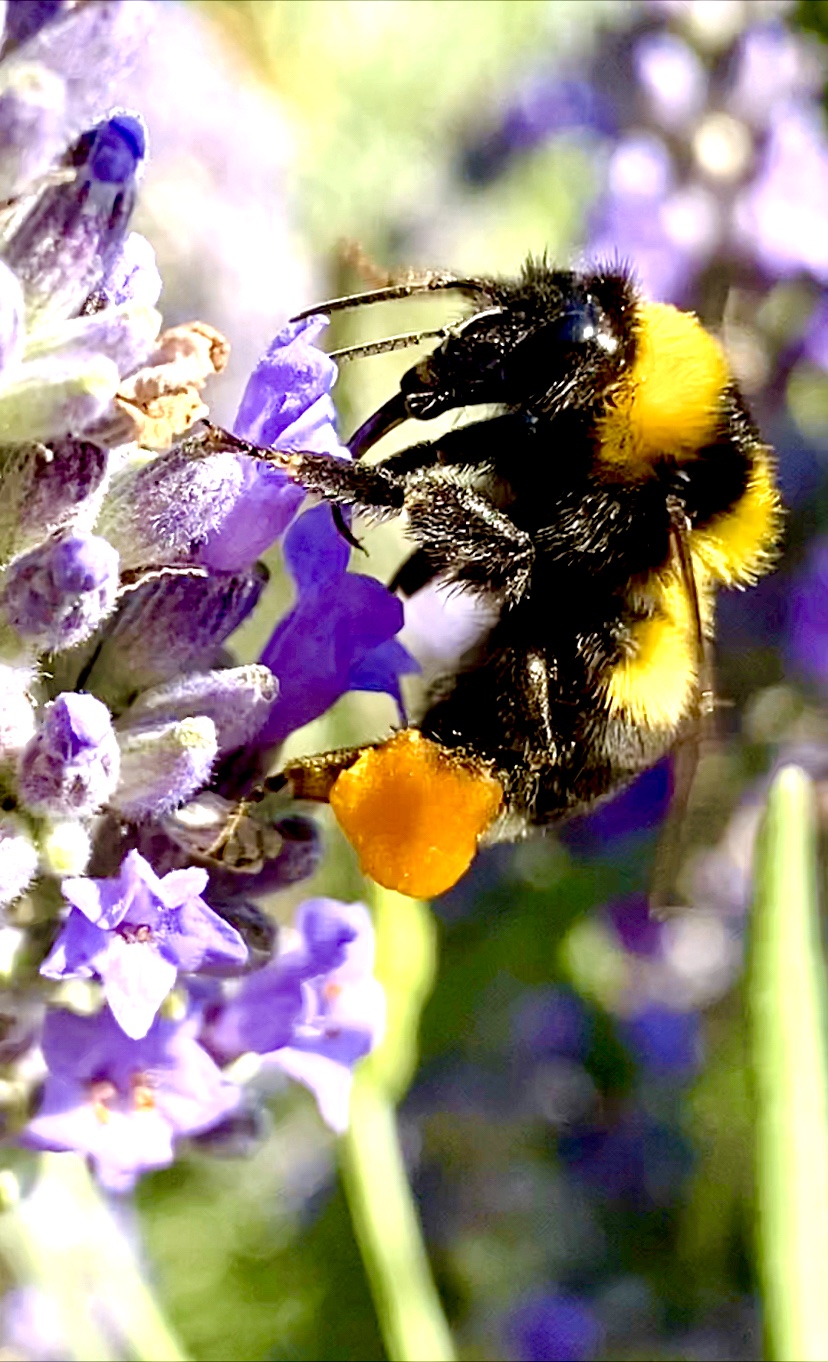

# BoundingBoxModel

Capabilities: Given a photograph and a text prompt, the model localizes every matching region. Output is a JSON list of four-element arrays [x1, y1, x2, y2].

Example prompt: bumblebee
[[240, 260, 782, 897]]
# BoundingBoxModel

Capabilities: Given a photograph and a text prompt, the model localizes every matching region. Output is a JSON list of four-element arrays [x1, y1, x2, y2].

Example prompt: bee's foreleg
[[403, 468, 534, 602], [259, 448, 405, 518]]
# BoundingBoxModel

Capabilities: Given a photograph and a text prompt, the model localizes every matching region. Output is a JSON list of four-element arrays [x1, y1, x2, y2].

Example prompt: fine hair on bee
[[216, 257, 783, 900]]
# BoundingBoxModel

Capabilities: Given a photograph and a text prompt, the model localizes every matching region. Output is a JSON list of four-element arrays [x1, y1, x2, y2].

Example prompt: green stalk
[[748, 765, 828, 1362], [341, 886, 455, 1362], [0, 1153, 189, 1362]]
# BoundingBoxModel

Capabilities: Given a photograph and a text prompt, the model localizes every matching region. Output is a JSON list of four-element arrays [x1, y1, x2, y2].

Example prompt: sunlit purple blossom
[[24, 1005, 240, 1192], [41, 849, 246, 1039]]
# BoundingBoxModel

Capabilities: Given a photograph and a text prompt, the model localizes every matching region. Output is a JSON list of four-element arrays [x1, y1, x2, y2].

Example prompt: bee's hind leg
[[268, 744, 379, 803]]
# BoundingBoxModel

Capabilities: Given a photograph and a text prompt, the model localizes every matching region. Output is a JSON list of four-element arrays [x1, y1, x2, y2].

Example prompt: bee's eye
[[556, 296, 617, 351]]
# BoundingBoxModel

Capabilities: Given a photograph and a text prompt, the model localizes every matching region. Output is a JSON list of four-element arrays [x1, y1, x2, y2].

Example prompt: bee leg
[[403, 469, 534, 602], [267, 449, 406, 515], [272, 744, 378, 802]]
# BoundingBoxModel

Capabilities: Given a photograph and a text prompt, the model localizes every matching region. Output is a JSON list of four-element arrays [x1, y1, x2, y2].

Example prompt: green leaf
[[748, 765, 828, 1361]]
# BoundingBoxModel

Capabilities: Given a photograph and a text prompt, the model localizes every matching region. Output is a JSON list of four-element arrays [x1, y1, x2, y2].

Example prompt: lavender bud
[[1, 533, 119, 651], [0, 352, 120, 442], [90, 565, 267, 706], [6, 2, 154, 142], [4, 111, 146, 321], [99, 231, 162, 309], [17, 691, 119, 816], [26, 301, 162, 380], [121, 665, 277, 756], [15, 437, 110, 549], [98, 445, 251, 572], [0, 663, 36, 760], [0, 260, 24, 375], [0, 816, 38, 909], [112, 715, 217, 820], [0, 61, 66, 201], [39, 817, 91, 876]]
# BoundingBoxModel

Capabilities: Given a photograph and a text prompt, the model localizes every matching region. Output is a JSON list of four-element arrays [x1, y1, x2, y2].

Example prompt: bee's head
[[399, 268, 638, 421]]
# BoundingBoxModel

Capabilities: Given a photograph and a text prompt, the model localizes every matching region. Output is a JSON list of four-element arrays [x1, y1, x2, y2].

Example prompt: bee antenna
[[290, 272, 486, 322], [329, 327, 450, 362]]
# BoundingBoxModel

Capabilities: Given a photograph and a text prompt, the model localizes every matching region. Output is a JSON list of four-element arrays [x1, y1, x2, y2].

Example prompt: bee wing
[[649, 512, 718, 916]]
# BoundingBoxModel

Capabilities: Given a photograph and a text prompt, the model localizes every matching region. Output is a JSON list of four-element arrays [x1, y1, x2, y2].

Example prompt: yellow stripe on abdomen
[[604, 574, 708, 730], [690, 448, 782, 588]]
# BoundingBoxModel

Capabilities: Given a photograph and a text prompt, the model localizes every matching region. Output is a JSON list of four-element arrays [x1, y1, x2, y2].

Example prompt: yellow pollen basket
[[329, 729, 504, 899], [599, 301, 730, 472]]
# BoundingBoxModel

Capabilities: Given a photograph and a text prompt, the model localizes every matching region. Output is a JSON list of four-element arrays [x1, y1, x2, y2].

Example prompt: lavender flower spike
[[0, 60, 67, 202], [41, 849, 247, 1038], [24, 1005, 241, 1192], [1, 533, 120, 653], [18, 692, 119, 818]]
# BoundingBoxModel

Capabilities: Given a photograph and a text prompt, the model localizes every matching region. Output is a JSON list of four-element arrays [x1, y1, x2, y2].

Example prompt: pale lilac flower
[[41, 849, 246, 1038], [24, 1005, 240, 1192]]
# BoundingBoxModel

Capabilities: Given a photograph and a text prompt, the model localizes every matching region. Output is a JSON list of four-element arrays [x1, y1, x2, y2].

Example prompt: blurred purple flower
[[41, 849, 246, 1038], [512, 987, 592, 1062], [785, 538, 828, 686], [561, 759, 671, 857], [504, 1291, 604, 1362], [24, 1004, 240, 1192], [560, 1109, 692, 1207], [733, 102, 828, 281], [604, 894, 664, 958], [618, 1003, 703, 1078]]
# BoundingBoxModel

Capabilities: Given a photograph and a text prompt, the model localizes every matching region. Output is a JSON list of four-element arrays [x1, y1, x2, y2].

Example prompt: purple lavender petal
[[2, 533, 119, 651], [2, 3, 68, 54], [604, 894, 665, 958], [202, 315, 347, 570], [100, 936, 177, 1040], [233, 315, 339, 448], [50, 852, 245, 1036], [39, 908, 107, 979], [162, 897, 249, 975], [786, 537, 828, 685], [255, 506, 408, 746], [203, 960, 305, 1063], [195, 459, 303, 573], [282, 497, 350, 589], [727, 21, 823, 127]]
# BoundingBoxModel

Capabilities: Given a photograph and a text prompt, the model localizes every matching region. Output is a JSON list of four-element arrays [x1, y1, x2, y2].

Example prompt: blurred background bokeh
[[64, 2, 828, 1358]]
